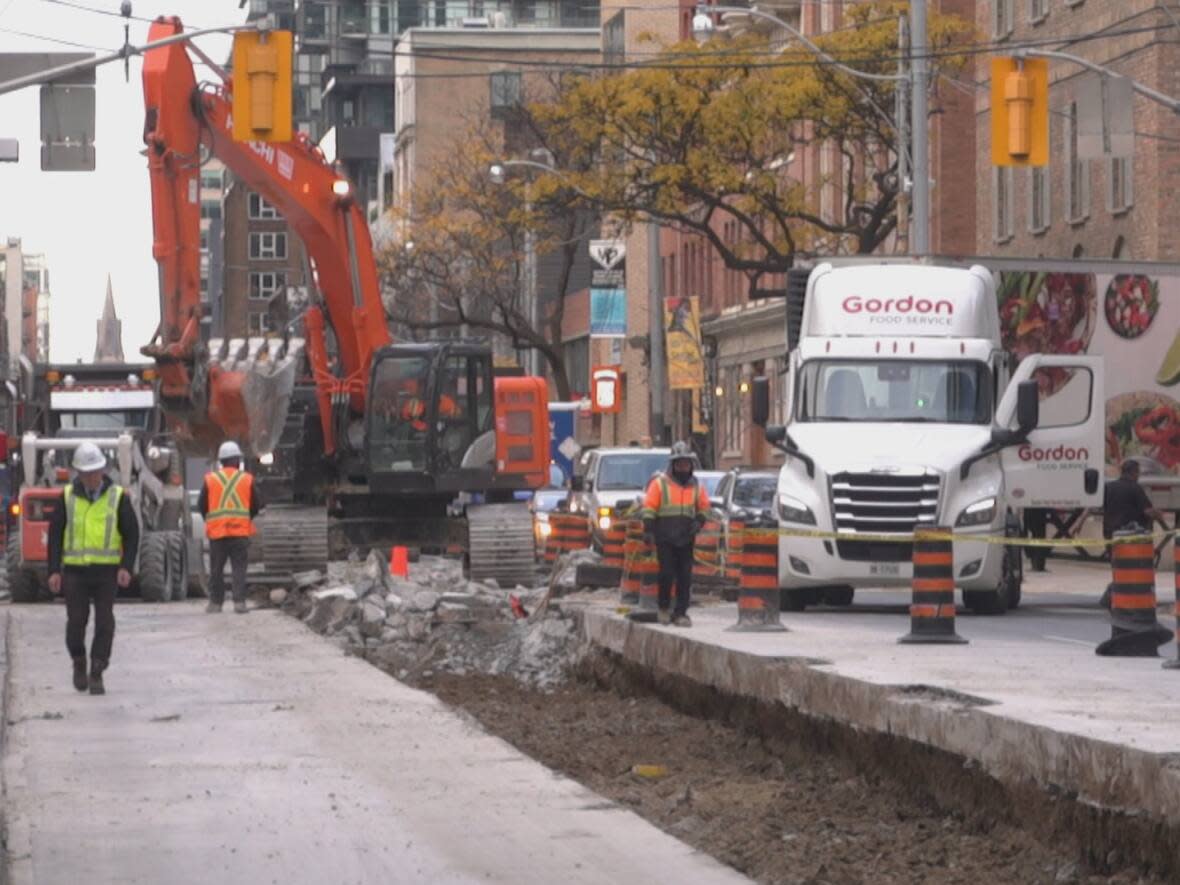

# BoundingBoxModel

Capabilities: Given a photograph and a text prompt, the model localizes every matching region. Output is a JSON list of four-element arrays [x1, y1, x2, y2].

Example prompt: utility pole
[[896, 14, 910, 253], [910, 0, 930, 254], [647, 221, 666, 445]]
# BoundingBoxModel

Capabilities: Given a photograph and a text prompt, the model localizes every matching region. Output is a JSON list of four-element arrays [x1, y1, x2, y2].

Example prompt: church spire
[[94, 274, 125, 363]]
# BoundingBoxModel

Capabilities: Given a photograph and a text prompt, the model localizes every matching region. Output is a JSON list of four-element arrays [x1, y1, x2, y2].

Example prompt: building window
[[200, 201, 221, 221], [250, 271, 285, 301], [1066, 102, 1090, 223], [993, 166, 1014, 242], [249, 232, 287, 260], [1107, 156, 1134, 215], [993, 0, 1014, 38], [489, 71, 522, 112], [248, 193, 280, 220], [1029, 165, 1050, 233], [1028, 0, 1048, 23], [248, 312, 273, 335], [562, 336, 589, 396], [200, 168, 223, 190]]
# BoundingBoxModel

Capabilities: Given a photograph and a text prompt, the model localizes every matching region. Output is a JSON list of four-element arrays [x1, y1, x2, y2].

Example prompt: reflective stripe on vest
[[62, 485, 124, 566], [205, 469, 255, 539], [654, 476, 704, 518]]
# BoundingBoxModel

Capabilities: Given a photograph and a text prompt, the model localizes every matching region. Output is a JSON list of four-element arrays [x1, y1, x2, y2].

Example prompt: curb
[[580, 609, 1180, 827]]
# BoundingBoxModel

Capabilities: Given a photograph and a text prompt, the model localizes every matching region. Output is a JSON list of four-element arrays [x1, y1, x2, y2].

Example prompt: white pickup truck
[[753, 263, 1105, 614]]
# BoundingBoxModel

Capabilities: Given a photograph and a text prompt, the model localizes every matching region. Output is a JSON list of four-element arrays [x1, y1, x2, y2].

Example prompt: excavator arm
[[141, 16, 390, 456]]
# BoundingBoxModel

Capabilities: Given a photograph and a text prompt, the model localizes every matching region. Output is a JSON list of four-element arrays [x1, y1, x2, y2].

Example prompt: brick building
[[221, 180, 308, 339], [976, 1, 1180, 260]]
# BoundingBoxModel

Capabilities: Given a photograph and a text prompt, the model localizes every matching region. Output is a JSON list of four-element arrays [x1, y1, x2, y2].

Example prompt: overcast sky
[[0, 0, 246, 363]]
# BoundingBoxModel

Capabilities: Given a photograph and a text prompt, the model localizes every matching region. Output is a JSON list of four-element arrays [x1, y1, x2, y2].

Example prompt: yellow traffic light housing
[[231, 30, 293, 143], [990, 57, 1049, 167]]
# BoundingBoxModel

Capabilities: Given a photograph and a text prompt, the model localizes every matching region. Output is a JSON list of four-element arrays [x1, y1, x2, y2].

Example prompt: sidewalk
[[1, 603, 746, 885]]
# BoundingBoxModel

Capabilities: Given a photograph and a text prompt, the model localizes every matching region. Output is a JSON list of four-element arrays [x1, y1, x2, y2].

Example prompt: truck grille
[[830, 470, 940, 562]]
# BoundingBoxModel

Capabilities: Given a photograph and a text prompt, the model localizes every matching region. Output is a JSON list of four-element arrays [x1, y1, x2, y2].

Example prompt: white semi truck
[[752, 263, 1106, 614]]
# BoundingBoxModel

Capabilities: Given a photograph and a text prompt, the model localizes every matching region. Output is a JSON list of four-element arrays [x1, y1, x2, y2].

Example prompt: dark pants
[[1024, 508, 1048, 570], [656, 543, 694, 617], [64, 567, 116, 664], [209, 537, 250, 605]]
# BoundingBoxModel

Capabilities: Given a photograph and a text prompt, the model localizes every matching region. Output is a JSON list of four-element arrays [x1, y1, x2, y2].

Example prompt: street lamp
[[691, 4, 931, 254], [487, 148, 556, 378]]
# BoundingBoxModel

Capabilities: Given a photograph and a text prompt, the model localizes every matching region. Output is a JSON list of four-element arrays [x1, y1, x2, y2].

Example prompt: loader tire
[[7, 534, 42, 603], [139, 532, 173, 603], [167, 531, 189, 601]]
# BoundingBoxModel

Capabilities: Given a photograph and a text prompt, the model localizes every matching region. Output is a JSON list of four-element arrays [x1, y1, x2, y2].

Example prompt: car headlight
[[536, 517, 553, 538], [955, 496, 996, 528], [777, 493, 816, 525]]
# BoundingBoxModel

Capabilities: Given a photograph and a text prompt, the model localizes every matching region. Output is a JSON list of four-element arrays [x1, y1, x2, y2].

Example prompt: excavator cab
[[366, 342, 496, 494]]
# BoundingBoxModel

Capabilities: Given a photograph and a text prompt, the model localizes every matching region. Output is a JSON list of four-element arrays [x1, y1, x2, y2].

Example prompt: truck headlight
[[777, 493, 816, 525], [597, 506, 612, 531], [537, 519, 552, 538], [955, 496, 996, 528]]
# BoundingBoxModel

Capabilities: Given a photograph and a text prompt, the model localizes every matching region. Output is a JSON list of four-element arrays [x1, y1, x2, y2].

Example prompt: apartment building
[[977, 0, 1180, 260]]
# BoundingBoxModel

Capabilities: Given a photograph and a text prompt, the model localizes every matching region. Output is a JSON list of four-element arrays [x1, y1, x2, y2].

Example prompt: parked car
[[529, 488, 571, 552]]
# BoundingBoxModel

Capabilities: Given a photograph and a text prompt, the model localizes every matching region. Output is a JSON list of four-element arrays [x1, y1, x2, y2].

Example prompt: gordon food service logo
[[1018, 444, 1088, 463], [841, 295, 954, 326]]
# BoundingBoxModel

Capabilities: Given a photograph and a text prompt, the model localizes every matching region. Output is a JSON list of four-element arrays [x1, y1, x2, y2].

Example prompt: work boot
[[71, 656, 88, 692], [673, 614, 692, 628], [88, 659, 106, 696], [657, 609, 671, 626], [205, 601, 223, 614], [234, 601, 248, 614]]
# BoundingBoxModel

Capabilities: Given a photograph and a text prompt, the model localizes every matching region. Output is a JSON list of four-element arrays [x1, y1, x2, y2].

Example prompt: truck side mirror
[[751, 376, 770, 427], [765, 424, 787, 445], [569, 475, 584, 492], [1016, 380, 1039, 435]]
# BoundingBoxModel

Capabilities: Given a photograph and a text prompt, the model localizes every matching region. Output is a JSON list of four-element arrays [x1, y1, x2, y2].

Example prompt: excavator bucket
[[206, 336, 305, 457]]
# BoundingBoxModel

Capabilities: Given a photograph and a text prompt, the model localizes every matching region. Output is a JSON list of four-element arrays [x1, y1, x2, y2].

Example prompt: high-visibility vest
[[401, 398, 427, 432], [641, 475, 709, 521], [62, 485, 125, 567], [204, 468, 255, 539]]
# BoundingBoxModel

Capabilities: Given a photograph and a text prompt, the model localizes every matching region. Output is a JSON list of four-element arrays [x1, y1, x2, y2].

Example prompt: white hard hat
[[217, 441, 243, 462], [72, 442, 107, 473]]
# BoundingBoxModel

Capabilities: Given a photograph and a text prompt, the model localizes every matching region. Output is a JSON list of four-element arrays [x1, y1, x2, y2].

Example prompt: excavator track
[[253, 505, 330, 583], [466, 502, 539, 588]]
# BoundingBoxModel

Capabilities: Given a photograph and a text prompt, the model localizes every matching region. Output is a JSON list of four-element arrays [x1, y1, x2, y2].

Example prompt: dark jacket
[[48, 476, 140, 574]]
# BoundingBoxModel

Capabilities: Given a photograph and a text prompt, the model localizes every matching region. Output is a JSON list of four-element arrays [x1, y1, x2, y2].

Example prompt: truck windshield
[[598, 452, 669, 490], [796, 360, 991, 425], [55, 410, 152, 431]]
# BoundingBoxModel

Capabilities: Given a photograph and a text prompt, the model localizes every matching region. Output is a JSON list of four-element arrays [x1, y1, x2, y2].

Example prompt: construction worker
[[46, 442, 139, 696], [641, 441, 710, 627], [199, 441, 262, 614]]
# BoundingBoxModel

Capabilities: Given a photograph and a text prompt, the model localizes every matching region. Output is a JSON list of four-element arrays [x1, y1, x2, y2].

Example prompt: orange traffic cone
[[389, 545, 409, 579]]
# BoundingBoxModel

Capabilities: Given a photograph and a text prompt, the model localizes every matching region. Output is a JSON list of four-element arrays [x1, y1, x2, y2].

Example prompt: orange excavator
[[140, 17, 549, 584]]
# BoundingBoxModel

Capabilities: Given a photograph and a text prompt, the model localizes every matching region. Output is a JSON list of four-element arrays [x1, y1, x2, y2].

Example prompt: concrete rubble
[[281, 551, 585, 690]]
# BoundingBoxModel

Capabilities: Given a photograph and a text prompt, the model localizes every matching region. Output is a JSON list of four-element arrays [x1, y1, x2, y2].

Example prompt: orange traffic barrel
[[899, 526, 967, 645], [729, 520, 786, 632], [633, 524, 660, 613], [692, 518, 723, 588], [545, 513, 591, 563], [601, 521, 626, 571], [619, 518, 643, 605], [1098, 528, 1170, 657], [1165, 540, 1180, 671]]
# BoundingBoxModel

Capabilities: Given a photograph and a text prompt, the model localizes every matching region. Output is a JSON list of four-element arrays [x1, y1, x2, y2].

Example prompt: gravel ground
[[418, 667, 1162, 885]]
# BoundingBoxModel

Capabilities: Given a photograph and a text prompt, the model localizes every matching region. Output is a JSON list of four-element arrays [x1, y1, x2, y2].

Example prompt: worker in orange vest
[[641, 441, 710, 627], [198, 441, 262, 614]]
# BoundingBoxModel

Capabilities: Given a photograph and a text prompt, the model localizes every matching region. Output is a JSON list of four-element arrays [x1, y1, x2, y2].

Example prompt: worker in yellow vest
[[641, 441, 711, 627], [199, 441, 263, 614], [47, 442, 139, 696]]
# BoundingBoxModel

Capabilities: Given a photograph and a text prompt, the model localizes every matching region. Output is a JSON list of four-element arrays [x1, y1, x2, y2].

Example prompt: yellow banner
[[664, 296, 704, 390]]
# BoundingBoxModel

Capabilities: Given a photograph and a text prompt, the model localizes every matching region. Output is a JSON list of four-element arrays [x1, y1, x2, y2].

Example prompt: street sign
[[39, 84, 95, 171], [1078, 74, 1134, 160]]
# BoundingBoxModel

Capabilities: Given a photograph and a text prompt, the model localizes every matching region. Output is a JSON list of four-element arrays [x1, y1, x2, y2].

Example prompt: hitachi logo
[[842, 295, 955, 315], [1018, 444, 1089, 462]]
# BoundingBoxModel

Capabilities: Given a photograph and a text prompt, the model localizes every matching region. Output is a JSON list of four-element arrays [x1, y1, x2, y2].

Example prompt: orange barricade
[[899, 526, 967, 645], [1097, 529, 1170, 657], [730, 520, 786, 632]]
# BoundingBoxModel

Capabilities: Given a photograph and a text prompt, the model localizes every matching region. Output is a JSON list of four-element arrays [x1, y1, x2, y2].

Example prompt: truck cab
[[571, 447, 672, 544], [761, 263, 1104, 613]]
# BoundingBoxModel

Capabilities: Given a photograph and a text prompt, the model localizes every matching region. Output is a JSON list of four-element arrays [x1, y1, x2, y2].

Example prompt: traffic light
[[231, 30, 293, 143], [991, 57, 1049, 166]]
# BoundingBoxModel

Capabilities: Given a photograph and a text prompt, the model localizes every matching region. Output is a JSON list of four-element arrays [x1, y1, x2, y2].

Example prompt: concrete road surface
[[1, 602, 746, 885]]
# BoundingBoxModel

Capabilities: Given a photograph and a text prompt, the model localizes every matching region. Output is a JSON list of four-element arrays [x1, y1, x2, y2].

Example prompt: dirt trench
[[411, 650, 1175, 885]]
